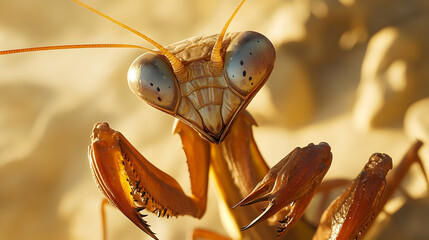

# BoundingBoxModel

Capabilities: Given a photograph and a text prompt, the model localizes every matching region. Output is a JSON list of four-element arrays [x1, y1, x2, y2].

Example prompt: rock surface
[[0, 0, 428, 239]]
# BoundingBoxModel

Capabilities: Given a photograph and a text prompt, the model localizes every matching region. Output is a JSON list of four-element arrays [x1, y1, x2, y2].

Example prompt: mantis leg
[[101, 198, 108, 240], [314, 179, 351, 221], [313, 153, 393, 240], [232, 140, 333, 236], [89, 121, 210, 239], [314, 140, 428, 240]]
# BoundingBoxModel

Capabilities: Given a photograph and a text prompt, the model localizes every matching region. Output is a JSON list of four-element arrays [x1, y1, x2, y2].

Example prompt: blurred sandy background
[[1, 0, 429, 239]]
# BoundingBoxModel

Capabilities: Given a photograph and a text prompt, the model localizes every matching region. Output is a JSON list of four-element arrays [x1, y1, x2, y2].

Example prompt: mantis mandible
[[1, 0, 428, 239]]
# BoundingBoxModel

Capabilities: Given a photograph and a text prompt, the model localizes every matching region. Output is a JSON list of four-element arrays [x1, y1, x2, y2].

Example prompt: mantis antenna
[[0, 0, 188, 81], [210, 0, 246, 75], [1, 0, 247, 80], [70, 0, 188, 81], [0, 44, 153, 55]]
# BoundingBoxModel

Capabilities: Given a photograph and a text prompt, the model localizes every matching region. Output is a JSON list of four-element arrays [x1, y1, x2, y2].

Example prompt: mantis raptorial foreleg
[[89, 122, 210, 239]]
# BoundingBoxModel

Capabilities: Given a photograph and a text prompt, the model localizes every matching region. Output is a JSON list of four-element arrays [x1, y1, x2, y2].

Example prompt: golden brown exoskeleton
[[1, 0, 428, 240]]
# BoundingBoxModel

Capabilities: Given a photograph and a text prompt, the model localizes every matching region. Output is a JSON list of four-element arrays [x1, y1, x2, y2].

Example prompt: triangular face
[[128, 31, 275, 143]]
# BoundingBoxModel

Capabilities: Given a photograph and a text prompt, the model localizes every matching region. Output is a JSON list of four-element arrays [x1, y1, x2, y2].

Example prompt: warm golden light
[[0, 0, 428, 239]]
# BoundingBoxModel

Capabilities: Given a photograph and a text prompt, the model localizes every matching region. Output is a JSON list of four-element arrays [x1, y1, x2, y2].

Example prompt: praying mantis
[[1, 0, 428, 239]]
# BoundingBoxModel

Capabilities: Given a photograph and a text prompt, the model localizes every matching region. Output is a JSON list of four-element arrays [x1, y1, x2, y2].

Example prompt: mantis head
[[127, 1, 275, 143]]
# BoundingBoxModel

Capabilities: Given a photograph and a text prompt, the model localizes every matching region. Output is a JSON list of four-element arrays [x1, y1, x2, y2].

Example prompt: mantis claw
[[239, 202, 274, 231], [88, 121, 211, 240], [235, 142, 332, 235], [314, 153, 393, 240], [89, 122, 159, 240]]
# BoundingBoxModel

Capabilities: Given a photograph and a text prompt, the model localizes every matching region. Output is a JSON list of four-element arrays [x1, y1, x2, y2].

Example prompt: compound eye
[[128, 52, 179, 112], [224, 31, 275, 96]]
